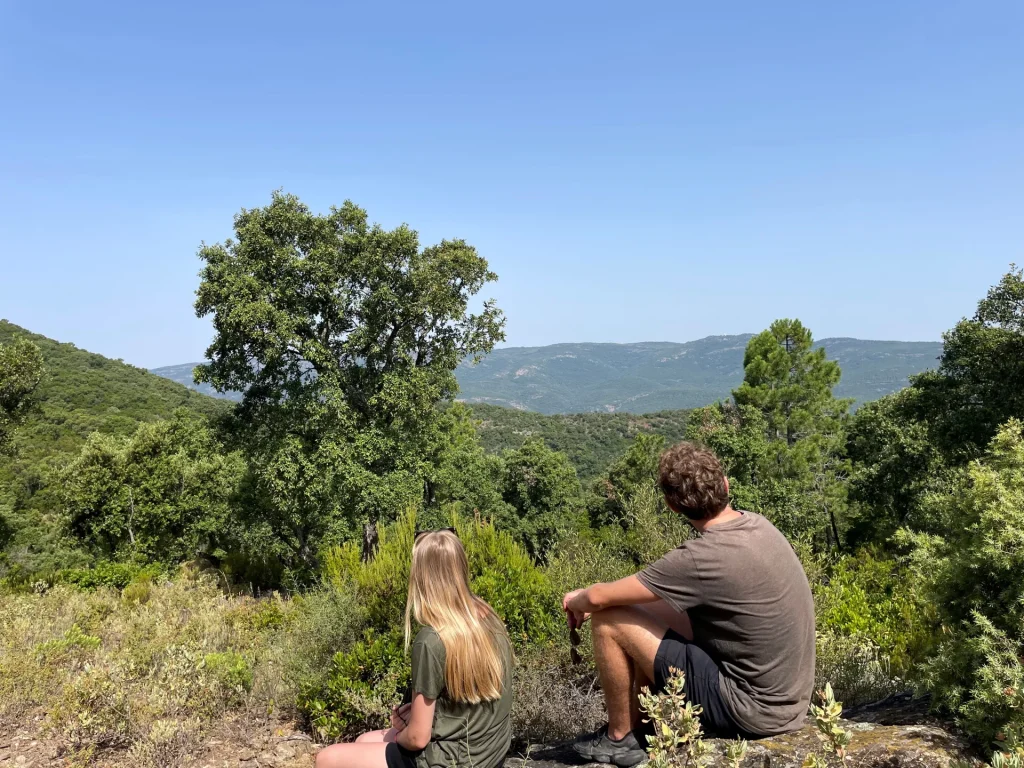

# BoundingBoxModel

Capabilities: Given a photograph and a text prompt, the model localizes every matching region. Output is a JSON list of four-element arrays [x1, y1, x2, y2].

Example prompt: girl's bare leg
[[315, 742, 390, 768], [355, 729, 399, 743]]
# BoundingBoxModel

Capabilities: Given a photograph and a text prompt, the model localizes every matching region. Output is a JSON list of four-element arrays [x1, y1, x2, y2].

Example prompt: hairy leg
[[591, 605, 669, 741], [630, 665, 653, 731], [315, 742, 390, 768]]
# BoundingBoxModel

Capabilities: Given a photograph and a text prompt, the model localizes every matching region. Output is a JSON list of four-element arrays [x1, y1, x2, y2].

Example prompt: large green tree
[[844, 387, 946, 544], [690, 320, 851, 546], [194, 192, 504, 572], [847, 266, 1024, 547], [0, 337, 44, 455], [912, 265, 1024, 459]]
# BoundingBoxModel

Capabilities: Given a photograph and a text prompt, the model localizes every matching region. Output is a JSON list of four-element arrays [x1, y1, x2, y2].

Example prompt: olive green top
[[410, 625, 513, 768]]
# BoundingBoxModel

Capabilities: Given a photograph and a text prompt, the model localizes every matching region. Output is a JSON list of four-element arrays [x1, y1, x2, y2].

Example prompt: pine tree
[[692, 320, 851, 547]]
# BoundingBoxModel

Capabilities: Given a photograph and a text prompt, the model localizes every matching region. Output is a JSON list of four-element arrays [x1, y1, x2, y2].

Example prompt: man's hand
[[563, 588, 592, 626], [564, 576, 660, 621], [390, 703, 411, 731]]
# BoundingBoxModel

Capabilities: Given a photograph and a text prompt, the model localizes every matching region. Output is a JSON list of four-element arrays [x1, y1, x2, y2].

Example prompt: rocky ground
[[507, 695, 979, 768], [0, 695, 979, 768], [0, 713, 317, 768]]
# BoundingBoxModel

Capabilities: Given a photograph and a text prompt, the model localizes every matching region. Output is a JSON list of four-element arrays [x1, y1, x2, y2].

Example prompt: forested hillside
[[154, 336, 941, 414], [454, 336, 942, 413], [0, 320, 230, 576], [468, 403, 688, 480]]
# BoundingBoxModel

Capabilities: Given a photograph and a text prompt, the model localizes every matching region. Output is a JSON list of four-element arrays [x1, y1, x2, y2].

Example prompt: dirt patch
[[0, 711, 319, 768]]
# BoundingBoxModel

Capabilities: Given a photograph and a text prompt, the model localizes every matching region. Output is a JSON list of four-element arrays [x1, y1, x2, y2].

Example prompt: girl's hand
[[390, 703, 411, 731]]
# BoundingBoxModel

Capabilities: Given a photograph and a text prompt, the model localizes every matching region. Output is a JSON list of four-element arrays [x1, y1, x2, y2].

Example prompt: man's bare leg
[[630, 666, 653, 732], [591, 606, 671, 741]]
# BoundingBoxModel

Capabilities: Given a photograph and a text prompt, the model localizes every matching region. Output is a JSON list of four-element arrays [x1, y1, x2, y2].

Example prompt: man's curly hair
[[658, 442, 730, 521]]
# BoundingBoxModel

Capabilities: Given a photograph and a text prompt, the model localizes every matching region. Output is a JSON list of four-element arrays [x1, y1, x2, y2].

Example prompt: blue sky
[[1, 1, 1022, 369]]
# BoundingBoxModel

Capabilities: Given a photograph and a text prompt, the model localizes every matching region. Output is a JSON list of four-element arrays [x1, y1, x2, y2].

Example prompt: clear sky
[[2, 1, 1022, 369]]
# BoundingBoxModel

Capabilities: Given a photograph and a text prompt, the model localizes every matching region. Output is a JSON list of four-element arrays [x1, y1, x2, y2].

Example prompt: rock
[[505, 696, 976, 768]]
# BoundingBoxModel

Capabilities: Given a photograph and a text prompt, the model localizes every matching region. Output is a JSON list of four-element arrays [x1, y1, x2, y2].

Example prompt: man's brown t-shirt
[[637, 512, 815, 736]]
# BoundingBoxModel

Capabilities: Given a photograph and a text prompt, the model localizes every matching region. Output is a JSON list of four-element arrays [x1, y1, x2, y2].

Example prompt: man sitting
[[564, 442, 815, 767]]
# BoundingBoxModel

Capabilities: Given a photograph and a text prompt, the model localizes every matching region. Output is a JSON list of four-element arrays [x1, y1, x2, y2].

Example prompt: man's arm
[[564, 574, 659, 624]]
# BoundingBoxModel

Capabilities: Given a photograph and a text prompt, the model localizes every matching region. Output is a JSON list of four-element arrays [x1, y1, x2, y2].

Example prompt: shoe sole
[[585, 748, 648, 767]]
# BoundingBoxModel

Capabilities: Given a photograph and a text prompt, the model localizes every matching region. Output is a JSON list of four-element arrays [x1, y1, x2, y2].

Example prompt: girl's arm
[[396, 692, 435, 751]]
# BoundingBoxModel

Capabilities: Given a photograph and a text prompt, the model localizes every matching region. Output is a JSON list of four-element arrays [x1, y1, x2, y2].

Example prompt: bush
[[298, 630, 410, 742], [511, 644, 605, 748], [904, 419, 1024, 745], [813, 549, 933, 674], [323, 510, 561, 647], [276, 585, 364, 705], [30, 560, 164, 592], [815, 631, 903, 707]]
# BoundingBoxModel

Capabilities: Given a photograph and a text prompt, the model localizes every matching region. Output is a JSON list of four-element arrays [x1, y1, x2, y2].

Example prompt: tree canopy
[[688, 319, 851, 546], [194, 192, 505, 573], [0, 337, 44, 455]]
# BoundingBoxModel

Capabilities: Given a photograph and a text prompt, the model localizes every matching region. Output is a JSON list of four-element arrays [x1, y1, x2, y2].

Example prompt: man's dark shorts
[[653, 629, 759, 740]]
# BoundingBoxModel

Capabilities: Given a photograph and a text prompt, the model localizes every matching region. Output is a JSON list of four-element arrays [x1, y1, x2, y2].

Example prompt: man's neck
[[689, 505, 742, 533]]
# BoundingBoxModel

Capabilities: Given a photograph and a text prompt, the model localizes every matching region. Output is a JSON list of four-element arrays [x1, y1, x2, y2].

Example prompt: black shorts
[[653, 629, 758, 739], [385, 742, 419, 768]]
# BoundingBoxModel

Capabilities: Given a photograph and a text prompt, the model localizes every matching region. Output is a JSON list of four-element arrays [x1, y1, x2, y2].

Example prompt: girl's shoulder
[[413, 624, 444, 652]]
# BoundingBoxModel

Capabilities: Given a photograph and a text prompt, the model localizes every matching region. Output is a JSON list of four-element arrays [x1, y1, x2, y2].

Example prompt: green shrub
[[298, 630, 410, 742], [203, 650, 253, 699], [462, 515, 561, 645], [903, 419, 1024, 745], [34, 623, 101, 661], [813, 549, 933, 674], [56, 561, 163, 591], [323, 510, 561, 647], [322, 511, 415, 631], [277, 585, 364, 700]]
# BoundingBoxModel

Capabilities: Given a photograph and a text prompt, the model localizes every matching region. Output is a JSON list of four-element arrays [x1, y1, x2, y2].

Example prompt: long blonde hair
[[404, 530, 509, 704]]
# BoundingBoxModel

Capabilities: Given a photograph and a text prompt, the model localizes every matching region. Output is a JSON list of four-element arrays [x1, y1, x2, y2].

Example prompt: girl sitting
[[315, 529, 514, 768]]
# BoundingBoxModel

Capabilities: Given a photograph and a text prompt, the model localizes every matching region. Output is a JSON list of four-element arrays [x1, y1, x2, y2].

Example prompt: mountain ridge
[[152, 335, 943, 414]]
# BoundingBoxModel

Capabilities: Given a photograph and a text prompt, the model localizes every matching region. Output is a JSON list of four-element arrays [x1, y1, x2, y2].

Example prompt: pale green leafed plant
[[724, 738, 748, 768], [638, 667, 710, 768], [803, 683, 851, 768]]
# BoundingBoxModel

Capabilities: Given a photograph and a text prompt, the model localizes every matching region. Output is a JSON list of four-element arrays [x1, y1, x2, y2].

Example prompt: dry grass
[[0, 573, 296, 766], [511, 645, 606, 748]]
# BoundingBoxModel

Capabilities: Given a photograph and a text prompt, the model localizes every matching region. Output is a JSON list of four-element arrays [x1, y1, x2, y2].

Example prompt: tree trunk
[[362, 522, 379, 563]]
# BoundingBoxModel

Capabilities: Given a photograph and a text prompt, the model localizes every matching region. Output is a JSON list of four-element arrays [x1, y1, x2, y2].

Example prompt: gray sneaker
[[572, 724, 648, 767]]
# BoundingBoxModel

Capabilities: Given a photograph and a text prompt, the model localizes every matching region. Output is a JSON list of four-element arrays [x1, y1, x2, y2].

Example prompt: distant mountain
[[146, 363, 245, 402], [152, 335, 943, 414]]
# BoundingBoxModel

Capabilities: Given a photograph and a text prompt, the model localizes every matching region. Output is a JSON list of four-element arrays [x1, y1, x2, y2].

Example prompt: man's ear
[[723, 475, 730, 496], [663, 495, 681, 515]]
